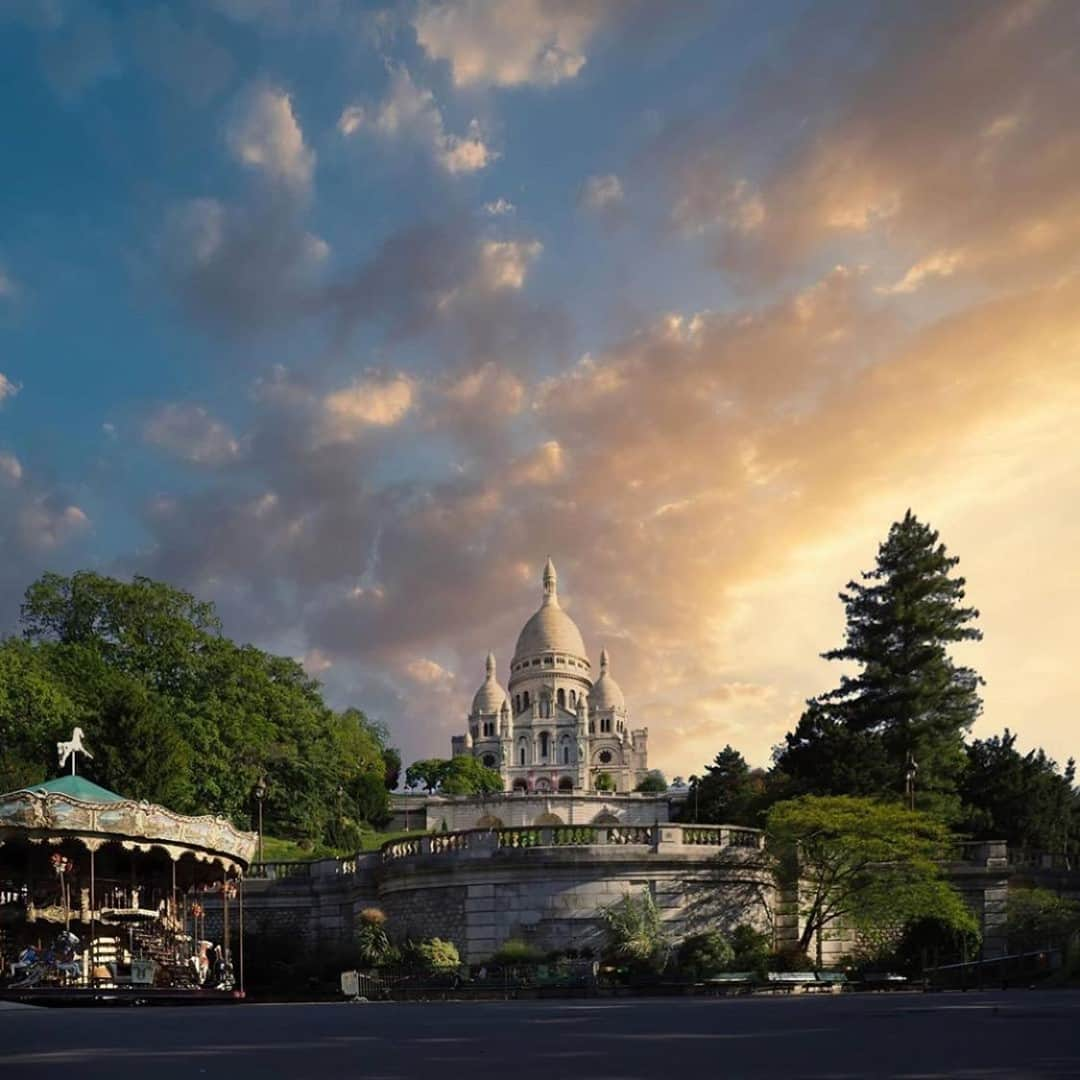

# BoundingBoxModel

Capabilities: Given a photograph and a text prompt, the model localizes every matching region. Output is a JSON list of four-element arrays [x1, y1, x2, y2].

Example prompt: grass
[[259, 828, 425, 862]]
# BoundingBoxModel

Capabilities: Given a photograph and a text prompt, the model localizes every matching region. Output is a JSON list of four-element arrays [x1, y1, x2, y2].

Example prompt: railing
[[380, 823, 765, 862], [247, 860, 312, 881]]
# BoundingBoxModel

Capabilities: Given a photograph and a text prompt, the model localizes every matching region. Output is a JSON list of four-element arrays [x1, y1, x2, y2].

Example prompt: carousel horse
[[54, 930, 82, 979], [57, 727, 93, 769]]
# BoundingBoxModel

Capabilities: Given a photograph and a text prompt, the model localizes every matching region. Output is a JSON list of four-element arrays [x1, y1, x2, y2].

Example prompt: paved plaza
[[3, 991, 1080, 1079]]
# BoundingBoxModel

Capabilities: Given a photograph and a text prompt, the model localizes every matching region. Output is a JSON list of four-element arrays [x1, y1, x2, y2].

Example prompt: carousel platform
[[0, 986, 246, 1007]]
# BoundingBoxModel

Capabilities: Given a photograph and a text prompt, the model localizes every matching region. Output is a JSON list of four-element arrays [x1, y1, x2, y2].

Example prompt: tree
[[1006, 888, 1080, 954], [674, 932, 734, 978], [681, 746, 760, 825], [405, 756, 502, 795], [4, 571, 397, 845], [775, 511, 982, 816], [765, 796, 976, 960], [595, 772, 616, 792], [405, 759, 450, 793], [635, 770, 668, 793], [382, 748, 402, 791], [959, 731, 1078, 857], [439, 756, 503, 796]]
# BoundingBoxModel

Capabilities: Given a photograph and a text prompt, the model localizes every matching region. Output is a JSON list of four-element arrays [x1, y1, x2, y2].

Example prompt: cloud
[[17, 499, 90, 552], [338, 66, 495, 174], [0, 373, 20, 403], [227, 85, 314, 193], [413, 0, 609, 88], [143, 403, 242, 465], [0, 264, 18, 300], [476, 239, 543, 291], [878, 249, 966, 295], [0, 452, 22, 484], [406, 657, 454, 684], [483, 198, 515, 216], [664, 2, 1080, 289], [318, 374, 415, 444], [580, 173, 624, 211]]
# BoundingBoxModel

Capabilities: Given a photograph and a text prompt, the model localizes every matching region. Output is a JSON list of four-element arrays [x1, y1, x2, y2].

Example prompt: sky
[[1, 0, 1078, 782]]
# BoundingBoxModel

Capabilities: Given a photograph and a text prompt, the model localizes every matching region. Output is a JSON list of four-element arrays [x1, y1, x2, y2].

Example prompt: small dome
[[589, 648, 625, 712], [512, 559, 589, 663], [472, 652, 509, 715]]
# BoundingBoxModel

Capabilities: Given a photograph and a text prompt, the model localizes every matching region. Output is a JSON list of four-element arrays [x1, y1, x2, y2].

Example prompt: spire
[[485, 651, 496, 679], [542, 556, 558, 606], [600, 648, 610, 674]]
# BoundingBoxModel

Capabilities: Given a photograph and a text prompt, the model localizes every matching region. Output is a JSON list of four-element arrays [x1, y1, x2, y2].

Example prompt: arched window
[[558, 776, 574, 792], [557, 688, 566, 709], [519, 745, 526, 766], [514, 694, 521, 714], [539, 731, 550, 759], [562, 744, 570, 765], [523, 691, 530, 710], [569, 690, 576, 708]]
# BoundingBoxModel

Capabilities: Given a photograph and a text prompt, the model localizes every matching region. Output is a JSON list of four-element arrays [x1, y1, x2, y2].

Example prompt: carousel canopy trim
[[0, 778, 257, 869], [19, 775, 125, 803]]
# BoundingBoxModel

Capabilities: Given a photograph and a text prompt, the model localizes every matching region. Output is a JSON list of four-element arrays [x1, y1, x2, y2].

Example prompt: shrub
[[635, 770, 668, 793], [767, 946, 813, 972], [595, 772, 616, 792], [354, 907, 395, 968], [730, 923, 771, 972], [601, 887, 669, 971], [493, 938, 545, 965], [411, 937, 461, 972], [674, 932, 734, 979]]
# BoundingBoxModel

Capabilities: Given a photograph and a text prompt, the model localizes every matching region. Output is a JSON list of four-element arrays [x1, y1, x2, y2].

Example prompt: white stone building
[[451, 559, 649, 794]]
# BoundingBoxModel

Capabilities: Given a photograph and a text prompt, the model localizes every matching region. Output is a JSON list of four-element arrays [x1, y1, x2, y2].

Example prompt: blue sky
[[2, 1, 1079, 778]]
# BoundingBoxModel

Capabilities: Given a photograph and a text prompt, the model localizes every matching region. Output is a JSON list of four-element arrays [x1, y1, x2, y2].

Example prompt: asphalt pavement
[[2, 990, 1080, 1079]]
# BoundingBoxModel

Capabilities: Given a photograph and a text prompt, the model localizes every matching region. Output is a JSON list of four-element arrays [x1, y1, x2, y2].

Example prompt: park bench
[[701, 972, 756, 995], [761, 972, 830, 994]]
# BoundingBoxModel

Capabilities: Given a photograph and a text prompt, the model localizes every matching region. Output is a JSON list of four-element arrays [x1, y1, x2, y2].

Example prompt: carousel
[[0, 729, 257, 1003]]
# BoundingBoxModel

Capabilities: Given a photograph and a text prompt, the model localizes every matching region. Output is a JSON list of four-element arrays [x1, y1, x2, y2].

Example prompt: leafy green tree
[[4, 571, 399, 845], [410, 937, 460, 971], [439, 756, 503, 795], [405, 759, 450, 793], [0, 638, 80, 791], [635, 770, 668, 793], [404, 756, 502, 795], [382, 747, 402, 790], [776, 512, 982, 817], [765, 796, 976, 960], [959, 731, 1078, 856]]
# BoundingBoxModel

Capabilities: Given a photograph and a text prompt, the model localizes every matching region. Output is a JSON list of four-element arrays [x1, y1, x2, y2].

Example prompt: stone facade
[[452, 560, 649, 794], [418, 791, 672, 832]]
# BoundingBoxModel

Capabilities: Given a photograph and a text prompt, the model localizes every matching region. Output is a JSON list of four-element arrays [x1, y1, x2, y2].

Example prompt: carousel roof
[[0, 774, 257, 872], [18, 775, 125, 803]]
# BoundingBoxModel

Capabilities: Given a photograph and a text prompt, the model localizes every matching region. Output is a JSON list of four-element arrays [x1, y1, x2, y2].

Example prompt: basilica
[[451, 559, 649, 794]]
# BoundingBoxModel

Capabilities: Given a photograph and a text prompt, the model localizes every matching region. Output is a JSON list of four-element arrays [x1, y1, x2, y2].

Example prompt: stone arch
[[475, 814, 504, 829], [512, 778, 528, 792], [592, 809, 620, 825], [557, 687, 566, 709], [558, 776, 574, 792], [534, 811, 564, 826], [534, 777, 552, 793]]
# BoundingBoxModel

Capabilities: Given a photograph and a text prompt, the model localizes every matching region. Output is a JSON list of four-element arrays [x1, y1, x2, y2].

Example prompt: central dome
[[512, 558, 588, 663]]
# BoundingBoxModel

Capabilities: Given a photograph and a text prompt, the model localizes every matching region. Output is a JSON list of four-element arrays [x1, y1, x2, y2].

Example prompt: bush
[[767, 946, 813, 972], [355, 907, 397, 968], [674, 932, 734, 979], [493, 938, 545, 965], [730, 923, 771, 973], [601, 888, 669, 971], [635, 770, 668, 793], [410, 937, 461, 972]]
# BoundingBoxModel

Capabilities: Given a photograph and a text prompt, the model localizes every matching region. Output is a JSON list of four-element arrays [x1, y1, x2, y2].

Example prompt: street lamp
[[254, 777, 267, 866], [689, 775, 700, 823]]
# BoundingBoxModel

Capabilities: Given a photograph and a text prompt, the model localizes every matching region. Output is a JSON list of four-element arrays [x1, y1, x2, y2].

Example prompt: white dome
[[471, 652, 509, 715], [512, 559, 589, 663], [589, 649, 625, 712]]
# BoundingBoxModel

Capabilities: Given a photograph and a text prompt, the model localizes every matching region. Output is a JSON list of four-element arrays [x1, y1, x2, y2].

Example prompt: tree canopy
[[0, 571, 397, 846], [404, 756, 503, 795], [765, 796, 976, 959], [776, 511, 982, 818]]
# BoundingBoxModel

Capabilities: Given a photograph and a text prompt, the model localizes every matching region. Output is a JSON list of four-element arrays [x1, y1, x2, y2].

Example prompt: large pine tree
[[777, 511, 982, 816]]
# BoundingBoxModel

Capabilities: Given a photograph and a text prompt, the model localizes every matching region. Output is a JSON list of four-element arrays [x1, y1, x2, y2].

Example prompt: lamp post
[[689, 774, 700, 823], [254, 777, 267, 866]]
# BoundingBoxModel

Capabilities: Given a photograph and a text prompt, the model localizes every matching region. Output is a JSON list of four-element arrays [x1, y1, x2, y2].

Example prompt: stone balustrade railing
[[380, 822, 765, 862]]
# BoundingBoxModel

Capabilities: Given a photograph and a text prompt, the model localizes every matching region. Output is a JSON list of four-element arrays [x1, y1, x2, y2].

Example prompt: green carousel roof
[[17, 775, 125, 803]]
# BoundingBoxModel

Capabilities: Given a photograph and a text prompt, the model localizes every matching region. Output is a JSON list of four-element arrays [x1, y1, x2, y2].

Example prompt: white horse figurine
[[57, 727, 93, 772]]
